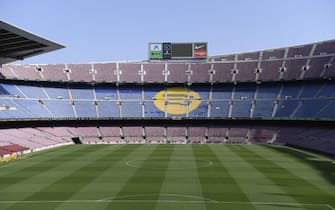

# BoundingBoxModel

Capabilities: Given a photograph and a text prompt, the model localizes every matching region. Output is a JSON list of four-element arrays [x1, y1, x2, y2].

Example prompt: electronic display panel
[[171, 43, 193, 58], [162, 43, 172, 59], [149, 43, 163, 60], [194, 42, 207, 58], [149, 42, 207, 60]]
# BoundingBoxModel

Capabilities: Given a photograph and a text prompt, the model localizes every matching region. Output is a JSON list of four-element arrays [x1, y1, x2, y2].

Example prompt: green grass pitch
[[0, 144, 334, 210]]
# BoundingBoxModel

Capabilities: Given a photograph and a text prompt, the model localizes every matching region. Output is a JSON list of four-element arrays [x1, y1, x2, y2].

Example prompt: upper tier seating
[[39, 64, 68, 81], [2, 40, 334, 83], [93, 63, 117, 82], [68, 64, 93, 81]]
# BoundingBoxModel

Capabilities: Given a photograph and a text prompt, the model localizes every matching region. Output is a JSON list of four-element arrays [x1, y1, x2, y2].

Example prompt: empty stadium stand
[[0, 38, 335, 156], [0, 128, 71, 151], [1, 40, 334, 83], [277, 127, 335, 155], [0, 144, 29, 156], [0, 124, 278, 147], [0, 80, 334, 120]]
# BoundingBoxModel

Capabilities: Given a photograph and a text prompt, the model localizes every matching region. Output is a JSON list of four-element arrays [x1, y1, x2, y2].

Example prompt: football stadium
[[0, 18, 334, 210]]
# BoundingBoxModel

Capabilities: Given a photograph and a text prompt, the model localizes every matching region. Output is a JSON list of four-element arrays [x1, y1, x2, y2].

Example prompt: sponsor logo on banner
[[149, 43, 163, 59], [194, 43, 207, 58], [153, 87, 201, 115], [162, 43, 172, 59]]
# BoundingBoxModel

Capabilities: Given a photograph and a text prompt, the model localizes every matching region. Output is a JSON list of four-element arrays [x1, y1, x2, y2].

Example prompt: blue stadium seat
[[294, 99, 332, 118], [0, 83, 26, 98], [0, 99, 32, 118], [212, 86, 233, 99], [97, 101, 119, 118], [210, 101, 230, 118], [234, 85, 256, 100], [143, 101, 165, 118], [0, 108, 9, 118], [275, 100, 299, 117], [317, 101, 335, 119], [95, 86, 117, 100], [168, 113, 186, 118], [256, 84, 280, 99], [75, 101, 97, 118], [253, 100, 275, 118], [70, 86, 94, 99], [231, 101, 252, 118], [299, 83, 323, 98], [13, 99, 51, 118], [0, 81, 334, 120], [17, 85, 48, 99], [143, 87, 162, 100], [44, 100, 75, 118], [43, 86, 70, 99], [189, 101, 208, 118], [192, 87, 210, 100], [119, 87, 141, 100], [121, 101, 142, 117], [280, 83, 302, 99], [315, 82, 335, 97]]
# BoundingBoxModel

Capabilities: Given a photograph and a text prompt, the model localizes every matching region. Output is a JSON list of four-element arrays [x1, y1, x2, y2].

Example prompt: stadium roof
[[0, 20, 65, 65]]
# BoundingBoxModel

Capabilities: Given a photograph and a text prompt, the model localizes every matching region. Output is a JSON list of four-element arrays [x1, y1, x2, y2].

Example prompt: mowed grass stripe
[[248, 145, 335, 206], [103, 144, 175, 210], [154, 145, 207, 210], [0, 145, 72, 172], [2, 145, 109, 209], [259, 145, 335, 197], [53, 145, 161, 210], [62, 145, 160, 202], [254, 145, 335, 206], [0, 145, 93, 191], [230, 145, 335, 208], [4, 144, 140, 210], [216, 145, 302, 205], [192, 144, 257, 210], [1, 145, 106, 210], [1, 144, 333, 210], [0, 145, 79, 175]]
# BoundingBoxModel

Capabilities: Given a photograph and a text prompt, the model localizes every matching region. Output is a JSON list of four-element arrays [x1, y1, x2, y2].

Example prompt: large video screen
[[149, 42, 207, 60], [171, 43, 193, 58]]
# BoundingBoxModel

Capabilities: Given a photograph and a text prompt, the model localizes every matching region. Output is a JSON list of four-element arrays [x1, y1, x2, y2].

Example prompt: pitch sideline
[[0, 199, 333, 209]]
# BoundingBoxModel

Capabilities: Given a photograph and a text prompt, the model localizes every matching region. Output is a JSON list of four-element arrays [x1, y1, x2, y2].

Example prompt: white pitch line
[[99, 193, 217, 202], [0, 199, 333, 209]]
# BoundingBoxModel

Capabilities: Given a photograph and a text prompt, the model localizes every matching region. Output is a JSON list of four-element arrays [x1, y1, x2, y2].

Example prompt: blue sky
[[1, 0, 335, 64]]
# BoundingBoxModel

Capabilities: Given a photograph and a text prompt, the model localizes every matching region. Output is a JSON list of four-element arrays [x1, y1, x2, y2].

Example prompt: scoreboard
[[149, 42, 207, 60]]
